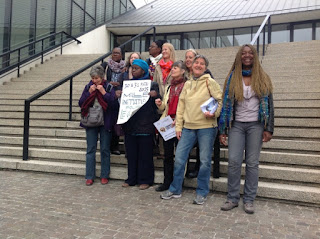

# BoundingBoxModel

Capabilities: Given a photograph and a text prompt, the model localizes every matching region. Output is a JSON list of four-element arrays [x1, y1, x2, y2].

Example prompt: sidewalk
[[0, 170, 319, 239]]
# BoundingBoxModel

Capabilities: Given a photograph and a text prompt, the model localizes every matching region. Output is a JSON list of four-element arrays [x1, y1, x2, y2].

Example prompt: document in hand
[[153, 116, 176, 141], [200, 97, 218, 114]]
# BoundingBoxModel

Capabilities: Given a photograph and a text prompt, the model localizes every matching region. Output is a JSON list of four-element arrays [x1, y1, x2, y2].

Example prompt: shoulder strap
[[206, 79, 212, 97]]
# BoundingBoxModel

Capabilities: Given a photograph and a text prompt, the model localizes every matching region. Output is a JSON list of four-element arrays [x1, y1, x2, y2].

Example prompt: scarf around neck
[[81, 80, 108, 117], [159, 59, 173, 84], [150, 54, 162, 65], [167, 78, 185, 118], [107, 58, 125, 73]]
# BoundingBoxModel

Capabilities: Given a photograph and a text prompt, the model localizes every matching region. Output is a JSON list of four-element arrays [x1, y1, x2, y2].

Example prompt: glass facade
[[294, 23, 312, 42], [0, 0, 134, 72], [271, 24, 290, 43]]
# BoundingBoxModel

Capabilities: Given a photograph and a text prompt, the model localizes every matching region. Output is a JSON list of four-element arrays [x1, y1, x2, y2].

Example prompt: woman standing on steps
[[219, 44, 274, 214], [154, 60, 187, 192], [79, 65, 121, 186]]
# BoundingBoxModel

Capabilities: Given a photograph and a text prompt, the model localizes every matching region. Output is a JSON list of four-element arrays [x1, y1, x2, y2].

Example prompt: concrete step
[[0, 157, 319, 205], [275, 118, 320, 127]]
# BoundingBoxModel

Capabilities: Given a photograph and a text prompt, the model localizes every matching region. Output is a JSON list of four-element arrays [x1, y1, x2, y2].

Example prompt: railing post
[[17, 49, 21, 77], [257, 36, 260, 55], [60, 32, 63, 55], [41, 39, 44, 64], [268, 16, 271, 44], [153, 27, 156, 42], [263, 26, 266, 56], [139, 36, 142, 54], [69, 78, 73, 121], [23, 100, 31, 160]]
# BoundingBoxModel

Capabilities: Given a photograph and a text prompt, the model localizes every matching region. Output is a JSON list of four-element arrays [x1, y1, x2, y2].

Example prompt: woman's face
[[149, 42, 161, 57], [185, 51, 195, 70], [129, 53, 140, 66], [92, 75, 103, 86], [171, 66, 185, 79], [162, 46, 171, 60], [111, 48, 122, 62], [192, 58, 206, 77], [132, 65, 144, 78], [241, 46, 254, 69]]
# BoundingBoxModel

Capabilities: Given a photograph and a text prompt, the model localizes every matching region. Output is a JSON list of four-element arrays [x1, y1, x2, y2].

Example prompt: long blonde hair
[[225, 44, 273, 101], [162, 42, 176, 62]]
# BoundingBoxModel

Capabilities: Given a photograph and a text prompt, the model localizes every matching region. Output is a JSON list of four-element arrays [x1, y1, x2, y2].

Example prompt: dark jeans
[[124, 134, 154, 185], [162, 137, 178, 187]]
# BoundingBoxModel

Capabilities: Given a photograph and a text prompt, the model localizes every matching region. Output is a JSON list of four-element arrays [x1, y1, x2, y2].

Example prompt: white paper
[[117, 80, 151, 124], [153, 116, 176, 141], [200, 97, 218, 114]]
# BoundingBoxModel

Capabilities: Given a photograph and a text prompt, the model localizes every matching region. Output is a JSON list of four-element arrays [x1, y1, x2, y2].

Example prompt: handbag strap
[[206, 79, 212, 97]]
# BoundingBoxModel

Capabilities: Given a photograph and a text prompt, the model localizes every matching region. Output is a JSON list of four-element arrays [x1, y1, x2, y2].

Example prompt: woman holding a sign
[[154, 60, 187, 192], [121, 59, 160, 190], [160, 55, 222, 205]]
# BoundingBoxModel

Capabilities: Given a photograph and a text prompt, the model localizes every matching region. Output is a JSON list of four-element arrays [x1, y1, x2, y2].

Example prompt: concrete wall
[[63, 25, 110, 55]]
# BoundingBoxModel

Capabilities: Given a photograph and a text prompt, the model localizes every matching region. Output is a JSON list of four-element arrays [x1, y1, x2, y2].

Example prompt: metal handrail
[[0, 31, 81, 77], [250, 14, 271, 56], [22, 26, 156, 160]]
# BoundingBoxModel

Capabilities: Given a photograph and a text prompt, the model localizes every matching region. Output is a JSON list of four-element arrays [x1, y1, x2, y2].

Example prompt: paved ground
[[0, 170, 319, 239]]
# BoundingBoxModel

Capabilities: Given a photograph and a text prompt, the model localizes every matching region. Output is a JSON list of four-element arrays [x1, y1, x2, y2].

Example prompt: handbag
[[81, 105, 104, 127]]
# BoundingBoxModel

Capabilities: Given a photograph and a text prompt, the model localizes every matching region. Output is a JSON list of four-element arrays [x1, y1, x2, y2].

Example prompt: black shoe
[[188, 170, 198, 178], [155, 184, 169, 192], [112, 150, 121, 155]]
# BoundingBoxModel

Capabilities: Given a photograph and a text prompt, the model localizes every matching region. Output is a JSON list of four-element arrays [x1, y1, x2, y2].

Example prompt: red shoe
[[101, 178, 109, 185], [86, 179, 93, 186]]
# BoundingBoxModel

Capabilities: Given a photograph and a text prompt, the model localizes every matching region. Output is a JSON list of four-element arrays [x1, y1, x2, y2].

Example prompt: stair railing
[[250, 14, 271, 56], [22, 26, 156, 160], [0, 31, 81, 78]]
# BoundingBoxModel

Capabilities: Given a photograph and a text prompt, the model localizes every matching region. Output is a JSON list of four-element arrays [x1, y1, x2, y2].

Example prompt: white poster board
[[117, 80, 151, 124], [153, 116, 176, 141]]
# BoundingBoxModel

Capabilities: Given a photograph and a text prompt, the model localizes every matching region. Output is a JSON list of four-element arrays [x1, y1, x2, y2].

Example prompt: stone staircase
[[0, 41, 319, 206]]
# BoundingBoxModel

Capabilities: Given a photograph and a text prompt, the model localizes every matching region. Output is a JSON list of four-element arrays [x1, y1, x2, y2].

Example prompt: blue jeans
[[169, 127, 217, 197], [227, 121, 264, 204], [86, 126, 111, 180]]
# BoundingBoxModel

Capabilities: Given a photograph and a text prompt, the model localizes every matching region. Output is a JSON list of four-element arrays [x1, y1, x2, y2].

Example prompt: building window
[[317, 22, 320, 40], [234, 27, 251, 46], [200, 31, 216, 48], [293, 23, 313, 42], [167, 35, 181, 50], [183, 32, 199, 49], [271, 24, 290, 43], [216, 29, 233, 47]]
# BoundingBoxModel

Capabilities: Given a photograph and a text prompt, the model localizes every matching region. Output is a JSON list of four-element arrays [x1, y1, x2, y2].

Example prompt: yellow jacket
[[175, 74, 222, 132]]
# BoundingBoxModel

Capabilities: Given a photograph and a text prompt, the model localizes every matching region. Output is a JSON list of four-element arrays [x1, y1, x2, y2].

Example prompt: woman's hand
[[219, 134, 228, 146], [115, 90, 122, 98], [172, 120, 176, 126], [89, 84, 97, 94], [263, 131, 272, 142], [176, 131, 182, 140], [96, 85, 106, 95], [109, 82, 120, 87], [149, 90, 157, 98], [204, 111, 215, 118], [155, 98, 162, 107]]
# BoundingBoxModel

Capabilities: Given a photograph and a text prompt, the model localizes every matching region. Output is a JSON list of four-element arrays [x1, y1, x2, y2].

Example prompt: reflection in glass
[[200, 31, 216, 48], [294, 23, 312, 42], [234, 28, 251, 46], [271, 24, 290, 43], [167, 35, 181, 50], [216, 29, 233, 47], [183, 32, 199, 49]]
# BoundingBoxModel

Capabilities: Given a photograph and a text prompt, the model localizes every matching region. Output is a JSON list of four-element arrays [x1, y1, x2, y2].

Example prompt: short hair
[[154, 39, 167, 51], [162, 42, 176, 62], [90, 65, 105, 79], [172, 60, 188, 80], [193, 54, 209, 68]]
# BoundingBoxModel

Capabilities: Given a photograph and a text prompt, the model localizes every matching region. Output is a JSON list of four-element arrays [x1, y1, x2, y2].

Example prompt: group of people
[[78, 41, 274, 214]]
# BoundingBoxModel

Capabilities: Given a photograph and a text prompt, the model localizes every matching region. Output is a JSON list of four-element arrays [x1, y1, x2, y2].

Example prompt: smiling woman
[[160, 55, 223, 205]]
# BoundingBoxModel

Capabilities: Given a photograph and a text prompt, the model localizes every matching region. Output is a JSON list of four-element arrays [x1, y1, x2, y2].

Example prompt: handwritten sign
[[117, 80, 151, 124]]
